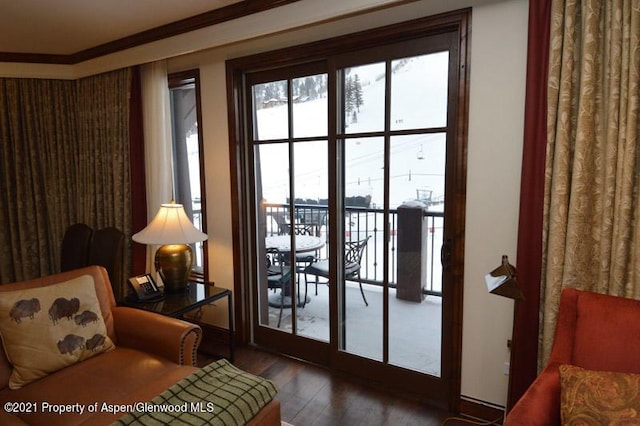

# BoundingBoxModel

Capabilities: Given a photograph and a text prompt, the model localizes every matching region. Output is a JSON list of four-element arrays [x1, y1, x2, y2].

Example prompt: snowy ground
[[268, 279, 442, 377]]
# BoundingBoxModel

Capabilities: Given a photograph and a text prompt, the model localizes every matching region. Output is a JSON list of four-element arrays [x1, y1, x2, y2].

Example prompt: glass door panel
[[342, 63, 386, 134], [342, 136, 384, 360], [253, 71, 329, 337], [388, 133, 445, 376], [293, 140, 329, 341], [338, 51, 449, 376], [390, 52, 449, 130], [255, 142, 292, 332], [253, 80, 288, 140], [293, 75, 328, 138]]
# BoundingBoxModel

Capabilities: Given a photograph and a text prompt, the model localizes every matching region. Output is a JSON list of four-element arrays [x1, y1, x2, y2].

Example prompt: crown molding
[[0, 0, 301, 65]]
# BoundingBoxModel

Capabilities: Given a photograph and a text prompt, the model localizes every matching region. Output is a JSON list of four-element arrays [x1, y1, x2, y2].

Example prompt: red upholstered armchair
[[505, 287, 640, 425]]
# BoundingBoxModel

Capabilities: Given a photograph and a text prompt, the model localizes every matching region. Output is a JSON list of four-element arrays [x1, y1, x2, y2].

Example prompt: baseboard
[[458, 396, 505, 425]]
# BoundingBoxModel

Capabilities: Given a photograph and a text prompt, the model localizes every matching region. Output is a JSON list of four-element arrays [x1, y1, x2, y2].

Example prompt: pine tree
[[263, 83, 277, 104], [344, 75, 354, 119], [353, 74, 363, 112]]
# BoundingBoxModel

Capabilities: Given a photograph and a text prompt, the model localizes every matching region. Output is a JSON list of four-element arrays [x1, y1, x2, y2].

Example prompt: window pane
[[293, 140, 328, 341], [388, 133, 446, 210], [391, 52, 449, 130], [169, 84, 205, 272], [255, 142, 292, 331], [256, 143, 290, 207], [253, 80, 288, 140], [293, 74, 328, 138], [341, 63, 385, 134], [343, 136, 384, 360], [388, 133, 445, 376]]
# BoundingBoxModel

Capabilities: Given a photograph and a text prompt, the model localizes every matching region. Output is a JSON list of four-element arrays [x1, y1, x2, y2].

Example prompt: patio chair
[[266, 248, 292, 328], [304, 236, 371, 306], [268, 210, 289, 236], [285, 223, 318, 236], [285, 223, 320, 288]]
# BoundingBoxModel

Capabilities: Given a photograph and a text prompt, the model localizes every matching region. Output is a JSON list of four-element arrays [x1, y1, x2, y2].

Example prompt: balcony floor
[[267, 278, 442, 376]]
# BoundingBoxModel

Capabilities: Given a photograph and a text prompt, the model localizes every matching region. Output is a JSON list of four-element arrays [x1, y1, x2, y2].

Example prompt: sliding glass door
[[251, 67, 332, 351], [337, 52, 448, 376], [231, 12, 470, 408]]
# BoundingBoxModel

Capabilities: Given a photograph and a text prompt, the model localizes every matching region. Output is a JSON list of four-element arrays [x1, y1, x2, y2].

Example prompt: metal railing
[[264, 203, 443, 296]]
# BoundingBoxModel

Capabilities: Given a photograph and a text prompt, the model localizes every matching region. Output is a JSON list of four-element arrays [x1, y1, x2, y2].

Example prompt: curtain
[[0, 79, 78, 281], [140, 60, 174, 274], [0, 69, 133, 291], [508, 0, 552, 410], [76, 69, 133, 299], [541, 0, 640, 362], [129, 67, 148, 276]]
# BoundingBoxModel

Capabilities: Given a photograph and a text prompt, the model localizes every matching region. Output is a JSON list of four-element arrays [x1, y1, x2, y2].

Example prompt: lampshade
[[132, 202, 207, 293], [132, 202, 207, 244]]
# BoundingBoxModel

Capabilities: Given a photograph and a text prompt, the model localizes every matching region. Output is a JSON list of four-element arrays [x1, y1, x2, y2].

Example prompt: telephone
[[128, 274, 164, 302]]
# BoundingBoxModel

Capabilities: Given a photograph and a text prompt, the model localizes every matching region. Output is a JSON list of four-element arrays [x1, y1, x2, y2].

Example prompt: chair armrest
[[112, 306, 202, 366], [505, 362, 562, 426]]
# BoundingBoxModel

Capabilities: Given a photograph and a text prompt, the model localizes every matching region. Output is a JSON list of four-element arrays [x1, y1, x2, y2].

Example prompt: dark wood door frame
[[226, 9, 470, 412]]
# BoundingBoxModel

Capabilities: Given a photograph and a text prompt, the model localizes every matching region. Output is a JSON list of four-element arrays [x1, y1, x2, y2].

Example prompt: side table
[[119, 282, 234, 362]]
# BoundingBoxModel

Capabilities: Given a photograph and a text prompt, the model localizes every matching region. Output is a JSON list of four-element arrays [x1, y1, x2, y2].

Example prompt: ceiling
[[0, 0, 245, 56], [0, 0, 499, 71]]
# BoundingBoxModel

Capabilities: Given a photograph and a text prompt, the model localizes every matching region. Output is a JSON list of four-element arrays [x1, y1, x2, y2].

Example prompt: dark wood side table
[[119, 282, 234, 362]]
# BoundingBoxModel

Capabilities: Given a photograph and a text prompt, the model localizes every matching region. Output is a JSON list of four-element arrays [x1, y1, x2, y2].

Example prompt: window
[[169, 70, 208, 280]]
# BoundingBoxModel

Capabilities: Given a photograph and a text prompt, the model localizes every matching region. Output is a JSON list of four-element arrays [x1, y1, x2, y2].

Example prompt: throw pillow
[[559, 364, 640, 425], [0, 275, 115, 389]]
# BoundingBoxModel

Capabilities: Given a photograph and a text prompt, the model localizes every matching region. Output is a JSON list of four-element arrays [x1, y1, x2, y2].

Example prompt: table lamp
[[132, 201, 208, 293]]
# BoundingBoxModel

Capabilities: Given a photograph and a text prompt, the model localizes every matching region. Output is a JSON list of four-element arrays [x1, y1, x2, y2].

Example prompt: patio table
[[265, 235, 324, 253], [265, 235, 324, 308]]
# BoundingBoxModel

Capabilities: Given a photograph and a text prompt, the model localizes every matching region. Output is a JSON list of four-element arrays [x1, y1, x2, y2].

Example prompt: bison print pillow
[[0, 275, 114, 389]]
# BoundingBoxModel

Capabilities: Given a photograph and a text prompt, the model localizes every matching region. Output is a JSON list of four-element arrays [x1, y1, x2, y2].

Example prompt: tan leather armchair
[[0, 266, 201, 426]]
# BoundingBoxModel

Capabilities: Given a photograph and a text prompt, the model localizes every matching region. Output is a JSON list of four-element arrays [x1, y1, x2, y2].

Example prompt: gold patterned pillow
[[0, 275, 115, 389], [559, 364, 640, 425]]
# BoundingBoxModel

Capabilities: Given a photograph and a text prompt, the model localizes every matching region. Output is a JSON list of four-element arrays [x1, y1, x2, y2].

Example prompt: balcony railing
[[265, 203, 443, 296]]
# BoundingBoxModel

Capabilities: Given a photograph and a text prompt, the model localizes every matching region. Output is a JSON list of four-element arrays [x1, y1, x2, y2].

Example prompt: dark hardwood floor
[[198, 346, 478, 426]]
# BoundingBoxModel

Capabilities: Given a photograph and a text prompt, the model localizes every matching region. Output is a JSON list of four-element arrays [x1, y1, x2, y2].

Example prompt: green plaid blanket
[[112, 359, 278, 426]]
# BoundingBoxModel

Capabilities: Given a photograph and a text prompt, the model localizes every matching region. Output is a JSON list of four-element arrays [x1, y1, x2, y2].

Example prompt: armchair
[[505, 287, 640, 425], [60, 223, 93, 272], [0, 266, 201, 426]]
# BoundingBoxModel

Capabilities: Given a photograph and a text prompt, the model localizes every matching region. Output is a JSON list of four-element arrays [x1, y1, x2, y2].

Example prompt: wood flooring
[[198, 346, 479, 426]]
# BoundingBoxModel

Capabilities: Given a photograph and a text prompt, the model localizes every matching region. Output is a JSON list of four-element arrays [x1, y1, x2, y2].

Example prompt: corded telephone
[[128, 274, 164, 302]]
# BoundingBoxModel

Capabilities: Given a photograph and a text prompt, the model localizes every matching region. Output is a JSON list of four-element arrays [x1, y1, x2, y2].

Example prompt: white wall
[[462, 0, 528, 405], [169, 0, 529, 407]]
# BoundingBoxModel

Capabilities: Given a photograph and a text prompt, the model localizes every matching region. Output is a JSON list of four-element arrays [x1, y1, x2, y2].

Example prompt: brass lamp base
[[155, 244, 194, 293]]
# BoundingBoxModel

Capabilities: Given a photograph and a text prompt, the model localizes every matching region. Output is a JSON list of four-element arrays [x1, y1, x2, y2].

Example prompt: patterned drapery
[[541, 0, 640, 363], [0, 69, 132, 298]]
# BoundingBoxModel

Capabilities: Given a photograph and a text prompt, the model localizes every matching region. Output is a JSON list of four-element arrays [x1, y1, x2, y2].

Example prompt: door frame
[[227, 9, 470, 411]]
